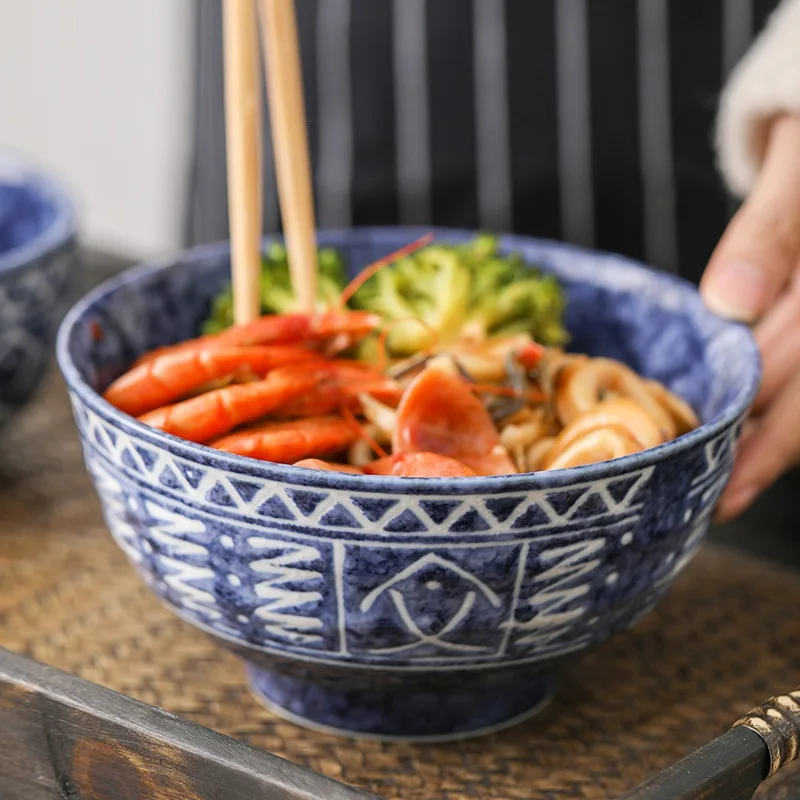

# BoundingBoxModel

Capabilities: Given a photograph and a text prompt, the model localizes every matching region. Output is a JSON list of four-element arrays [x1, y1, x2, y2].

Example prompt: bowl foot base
[[245, 663, 557, 742]]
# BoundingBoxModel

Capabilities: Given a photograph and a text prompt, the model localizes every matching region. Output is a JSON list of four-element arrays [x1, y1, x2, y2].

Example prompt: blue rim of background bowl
[[0, 149, 77, 276], [56, 227, 762, 495]]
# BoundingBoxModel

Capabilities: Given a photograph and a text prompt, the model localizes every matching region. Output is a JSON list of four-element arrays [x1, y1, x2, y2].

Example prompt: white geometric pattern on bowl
[[73, 395, 738, 670]]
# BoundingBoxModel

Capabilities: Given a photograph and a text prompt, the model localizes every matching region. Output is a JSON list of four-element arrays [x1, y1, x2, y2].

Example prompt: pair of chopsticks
[[223, 0, 317, 325]]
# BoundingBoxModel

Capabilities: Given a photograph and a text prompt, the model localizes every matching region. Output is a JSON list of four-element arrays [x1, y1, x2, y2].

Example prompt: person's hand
[[700, 113, 800, 521]]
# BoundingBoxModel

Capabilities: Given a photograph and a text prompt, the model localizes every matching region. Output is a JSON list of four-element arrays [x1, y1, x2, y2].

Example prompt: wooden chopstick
[[258, 0, 318, 313], [223, 0, 263, 325]]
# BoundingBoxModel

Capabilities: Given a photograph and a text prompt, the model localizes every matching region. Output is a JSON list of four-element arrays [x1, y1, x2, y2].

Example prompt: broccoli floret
[[202, 291, 235, 334], [349, 235, 569, 357], [201, 243, 347, 334], [260, 243, 346, 313], [354, 248, 472, 354], [201, 235, 570, 356]]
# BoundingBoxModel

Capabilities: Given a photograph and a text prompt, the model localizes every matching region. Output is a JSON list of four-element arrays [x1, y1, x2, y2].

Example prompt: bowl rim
[[0, 149, 77, 276], [56, 226, 762, 494]]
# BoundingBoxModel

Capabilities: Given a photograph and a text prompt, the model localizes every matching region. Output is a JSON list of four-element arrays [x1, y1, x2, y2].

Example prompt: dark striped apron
[[186, 0, 782, 286]]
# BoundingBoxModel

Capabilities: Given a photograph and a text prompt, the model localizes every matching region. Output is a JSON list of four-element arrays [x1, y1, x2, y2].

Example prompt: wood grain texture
[[0, 648, 378, 800], [618, 727, 768, 800], [259, 0, 319, 311], [223, 0, 263, 325]]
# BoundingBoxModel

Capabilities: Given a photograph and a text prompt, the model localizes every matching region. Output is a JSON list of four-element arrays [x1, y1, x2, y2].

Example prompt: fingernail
[[703, 261, 768, 323]]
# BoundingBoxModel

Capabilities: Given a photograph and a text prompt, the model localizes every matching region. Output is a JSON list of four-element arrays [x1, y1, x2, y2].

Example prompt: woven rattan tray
[[3, 371, 800, 799]]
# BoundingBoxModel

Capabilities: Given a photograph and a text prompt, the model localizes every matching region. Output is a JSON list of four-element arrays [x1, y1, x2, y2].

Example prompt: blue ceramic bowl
[[57, 228, 760, 741], [0, 151, 79, 429]]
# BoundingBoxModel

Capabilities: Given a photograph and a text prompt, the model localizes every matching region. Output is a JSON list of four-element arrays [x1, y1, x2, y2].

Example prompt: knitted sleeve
[[716, 0, 800, 197]]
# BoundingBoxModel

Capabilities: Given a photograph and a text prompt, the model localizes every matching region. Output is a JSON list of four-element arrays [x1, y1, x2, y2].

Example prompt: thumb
[[701, 114, 800, 323]]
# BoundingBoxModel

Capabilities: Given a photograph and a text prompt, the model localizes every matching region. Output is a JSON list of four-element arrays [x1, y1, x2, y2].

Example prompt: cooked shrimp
[[135, 309, 381, 366], [554, 357, 676, 439], [272, 362, 402, 418], [542, 426, 643, 470], [393, 364, 517, 476], [137, 366, 320, 442], [211, 416, 360, 462], [103, 345, 321, 417], [363, 452, 477, 477]]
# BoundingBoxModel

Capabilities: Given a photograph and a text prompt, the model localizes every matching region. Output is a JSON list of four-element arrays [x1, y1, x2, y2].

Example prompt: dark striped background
[[187, 0, 783, 286]]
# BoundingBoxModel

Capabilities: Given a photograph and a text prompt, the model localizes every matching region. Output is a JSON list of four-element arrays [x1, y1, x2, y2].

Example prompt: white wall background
[[0, 0, 194, 258]]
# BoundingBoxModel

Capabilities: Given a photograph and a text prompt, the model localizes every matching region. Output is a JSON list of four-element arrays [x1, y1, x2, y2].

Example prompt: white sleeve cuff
[[716, 0, 800, 197]]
